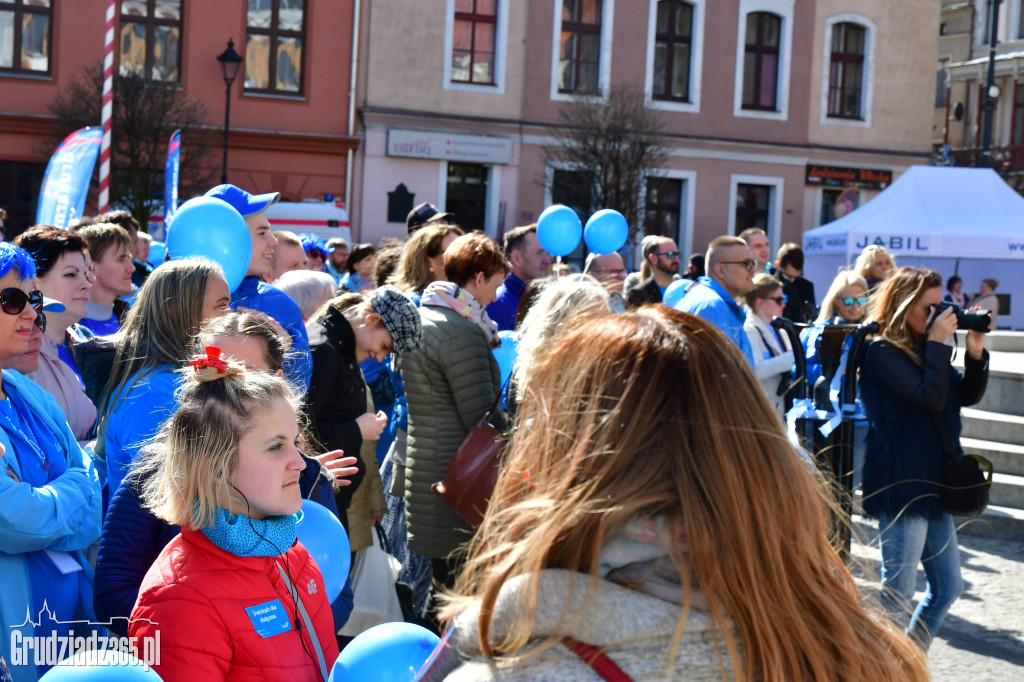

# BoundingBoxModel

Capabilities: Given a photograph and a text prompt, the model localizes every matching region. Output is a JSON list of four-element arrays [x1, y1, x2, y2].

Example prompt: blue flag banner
[[36, 127, 103, 229], [164, 129, 181, 224]]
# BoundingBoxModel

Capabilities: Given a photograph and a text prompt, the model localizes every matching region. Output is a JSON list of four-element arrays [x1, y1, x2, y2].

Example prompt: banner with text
[[164, 129, 181, 224], [36, 127, 103, 229]]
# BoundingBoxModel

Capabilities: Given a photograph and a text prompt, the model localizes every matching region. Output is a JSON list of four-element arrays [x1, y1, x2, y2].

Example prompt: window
[[245, 0, 305, 94], [826, 22, 864, 119], [119, 1, 182, 82], [652, 1, 693, 102], [935, 64, 948, 109], [742, 12, 781, 111], [451, 0, 496, 85], [644, 177, 682, 242], [735, 183, 772, 232], [558, 0, 602, 94], [0, 0, 52, 75], [548, 167, 593, 266]]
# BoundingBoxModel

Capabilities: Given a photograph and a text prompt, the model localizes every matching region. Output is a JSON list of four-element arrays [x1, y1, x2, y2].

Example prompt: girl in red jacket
[[129, 349, 340, 682]]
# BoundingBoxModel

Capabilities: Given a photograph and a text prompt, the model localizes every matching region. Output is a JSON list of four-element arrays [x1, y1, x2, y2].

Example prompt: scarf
[[421, 280, 500, 348], [599, 515, 687, 577], [202, 507, 301, 557]]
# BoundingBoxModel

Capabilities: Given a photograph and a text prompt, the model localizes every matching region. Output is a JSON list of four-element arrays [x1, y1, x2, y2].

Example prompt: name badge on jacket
[[245, 599, 292, 638]]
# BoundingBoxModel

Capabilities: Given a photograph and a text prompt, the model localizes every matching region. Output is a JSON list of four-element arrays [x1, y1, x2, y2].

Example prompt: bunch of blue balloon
[[297, 499, 351, 603], [329, 622, 441, 682], [165, 196, 252, 292], [39, 650, 161, 680], [536, 205, 629, 268]]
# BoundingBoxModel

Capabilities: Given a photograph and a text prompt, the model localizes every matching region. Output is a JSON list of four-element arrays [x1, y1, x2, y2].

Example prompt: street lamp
[[216, 39, 244, 184]]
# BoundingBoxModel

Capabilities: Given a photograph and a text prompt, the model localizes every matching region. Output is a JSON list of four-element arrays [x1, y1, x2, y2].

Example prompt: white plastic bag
[[338, 526, 404, 637]]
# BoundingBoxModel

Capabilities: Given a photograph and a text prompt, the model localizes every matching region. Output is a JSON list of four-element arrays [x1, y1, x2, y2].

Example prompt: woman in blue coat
[[0, 243, 103, 682]]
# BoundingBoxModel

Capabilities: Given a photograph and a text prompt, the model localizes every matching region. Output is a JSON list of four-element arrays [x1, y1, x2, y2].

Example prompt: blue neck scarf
[[201, 507, 302, 557]]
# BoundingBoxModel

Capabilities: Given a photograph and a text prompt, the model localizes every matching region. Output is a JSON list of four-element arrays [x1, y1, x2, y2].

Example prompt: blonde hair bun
[[189, 346, 247, 383]]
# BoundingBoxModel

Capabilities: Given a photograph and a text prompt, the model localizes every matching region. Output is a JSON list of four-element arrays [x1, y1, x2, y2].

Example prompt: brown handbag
[[431, 396, 508, 527]]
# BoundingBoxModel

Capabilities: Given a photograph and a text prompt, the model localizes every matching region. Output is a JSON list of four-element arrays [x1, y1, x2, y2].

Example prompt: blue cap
[[203, 184, 281, 218], [42, 296, 66, 313]]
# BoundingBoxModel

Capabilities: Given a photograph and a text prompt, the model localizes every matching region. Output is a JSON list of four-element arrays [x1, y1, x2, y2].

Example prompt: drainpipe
[[345, 0, 361, 222], [981, 0, 1001, 168]]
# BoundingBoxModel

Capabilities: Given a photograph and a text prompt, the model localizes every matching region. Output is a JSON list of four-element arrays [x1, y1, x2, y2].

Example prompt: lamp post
[[981, 0, 1002, 169], [217, 39, 243, 184]]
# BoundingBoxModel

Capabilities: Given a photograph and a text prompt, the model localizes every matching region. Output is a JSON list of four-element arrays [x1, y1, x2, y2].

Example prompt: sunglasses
[[720, 259, 759, 272], [656, 250, 680, 259], [767, 295, 787, 305], [0, 288, 45, 332], [840, 296, 868, 306]]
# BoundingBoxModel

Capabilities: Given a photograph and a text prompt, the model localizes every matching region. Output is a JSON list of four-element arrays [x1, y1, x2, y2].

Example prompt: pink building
[[0, 1, 358, 236], [355, 0, 936, 263]]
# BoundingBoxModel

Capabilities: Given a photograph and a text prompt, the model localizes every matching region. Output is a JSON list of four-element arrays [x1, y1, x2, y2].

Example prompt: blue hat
[[42, 296, 65, 313], [204, 184, 281, 218], [300, 233, 327, 256]]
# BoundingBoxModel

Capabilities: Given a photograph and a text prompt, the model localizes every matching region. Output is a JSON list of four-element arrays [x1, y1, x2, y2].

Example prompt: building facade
[[0, 0, 358, 237], [941, 0, 1024, 174], [354, 0, 937, 261]]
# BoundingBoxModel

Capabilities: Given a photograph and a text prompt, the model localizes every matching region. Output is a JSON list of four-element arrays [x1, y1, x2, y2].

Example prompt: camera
[[931, 302, 992, 333]]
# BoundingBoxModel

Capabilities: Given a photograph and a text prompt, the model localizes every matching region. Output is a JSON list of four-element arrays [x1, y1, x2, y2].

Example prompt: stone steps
[[962, 408, 1024, 445], [961, 437, 1024, 477]]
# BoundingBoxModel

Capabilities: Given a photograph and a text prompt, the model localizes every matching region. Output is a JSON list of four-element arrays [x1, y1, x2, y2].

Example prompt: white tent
[[802, 166, 1024, 329]]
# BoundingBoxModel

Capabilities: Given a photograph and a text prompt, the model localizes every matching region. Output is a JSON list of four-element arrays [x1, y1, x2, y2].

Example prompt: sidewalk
[[851, 516, 1024, 681]]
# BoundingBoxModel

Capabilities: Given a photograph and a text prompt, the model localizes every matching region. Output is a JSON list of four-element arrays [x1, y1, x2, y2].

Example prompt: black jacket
[[775, 272, 816, 323], [625, 276, 663, 308], [860, 339, 988, 518], [306, 306, 369, 512]]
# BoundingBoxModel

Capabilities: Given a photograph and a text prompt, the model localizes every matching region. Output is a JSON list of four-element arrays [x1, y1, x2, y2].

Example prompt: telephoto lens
[[934, 302, 992, 333]]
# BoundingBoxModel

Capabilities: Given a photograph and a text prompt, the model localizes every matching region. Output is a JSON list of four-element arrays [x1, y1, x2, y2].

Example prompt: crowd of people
[[0, 188, 996, 681]]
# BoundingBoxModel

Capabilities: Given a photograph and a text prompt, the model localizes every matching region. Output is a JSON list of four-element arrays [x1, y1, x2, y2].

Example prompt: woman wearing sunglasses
[[801, 270, 871, 489], [803, 271, 870, 388], [0, 242, 103, 681], [13, 226, 97, 444], [743, 273, 795, 417]]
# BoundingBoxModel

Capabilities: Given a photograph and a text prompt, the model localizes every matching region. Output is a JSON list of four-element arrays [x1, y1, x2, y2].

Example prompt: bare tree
[[47, 62, 217, 231], [543, 85, 668, 237]]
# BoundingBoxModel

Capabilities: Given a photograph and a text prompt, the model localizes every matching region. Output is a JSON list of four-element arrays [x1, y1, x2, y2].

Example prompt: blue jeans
[[876, 511, 963, 648]]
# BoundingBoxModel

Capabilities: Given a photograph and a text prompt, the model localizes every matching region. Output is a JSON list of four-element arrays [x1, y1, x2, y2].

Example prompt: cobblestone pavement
[[851, 517, 1024, 681]]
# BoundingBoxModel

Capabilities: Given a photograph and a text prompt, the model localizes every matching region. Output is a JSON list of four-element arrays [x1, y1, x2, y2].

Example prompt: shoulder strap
[[929, 410, 959, 463], [753, 324, 779, 358], [276, 561, 330, 682], [562, 637, 634, 682]]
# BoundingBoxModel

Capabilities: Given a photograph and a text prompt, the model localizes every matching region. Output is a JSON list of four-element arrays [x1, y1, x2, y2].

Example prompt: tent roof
[[802, 166, 1024, 259]]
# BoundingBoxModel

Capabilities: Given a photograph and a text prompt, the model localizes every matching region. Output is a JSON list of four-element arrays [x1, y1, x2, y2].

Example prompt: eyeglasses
[[0, 288, 45, 332], [656, 250, 680, 259], [840, 296, 868, 306], [590, 268, 626, 276], [767, 295, 787, 305], [720, 259, 759, 272]]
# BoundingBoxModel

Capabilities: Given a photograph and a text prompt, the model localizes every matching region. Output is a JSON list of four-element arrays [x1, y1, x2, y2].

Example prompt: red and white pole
[[98, 0, 116, 214]]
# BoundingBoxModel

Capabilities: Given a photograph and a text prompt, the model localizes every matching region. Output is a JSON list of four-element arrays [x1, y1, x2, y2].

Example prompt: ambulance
[[149, 198, 353, 245]]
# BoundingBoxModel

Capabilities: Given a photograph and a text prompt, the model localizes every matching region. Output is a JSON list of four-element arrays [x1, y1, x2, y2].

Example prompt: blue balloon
[[298, 499, 351, 603], [166, 196, 252, 292], [662, 278, 690, 309], [40, 650, 162, 680], [330, 622, 441, 682], [147, 241, 167, 268], [584, 209, 629, 255], [536, 204, 582, 258]]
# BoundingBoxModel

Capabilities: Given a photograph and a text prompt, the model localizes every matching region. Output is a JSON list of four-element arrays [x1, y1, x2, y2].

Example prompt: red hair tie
[[189, 345, 229, 373]]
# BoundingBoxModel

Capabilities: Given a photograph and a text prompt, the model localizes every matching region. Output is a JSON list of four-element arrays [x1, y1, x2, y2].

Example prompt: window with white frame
[[734, 0, 794, 120], [445, 0, 508, 92], [645, 0, 704, 112], [551, 0, 613, 100], [728, 174, 784, 250], [821, 14, 874, 127]]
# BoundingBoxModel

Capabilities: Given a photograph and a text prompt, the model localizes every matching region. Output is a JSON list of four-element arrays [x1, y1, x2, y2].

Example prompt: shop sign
[[387, 129, 513, 164], [805, 165, 891, 190]]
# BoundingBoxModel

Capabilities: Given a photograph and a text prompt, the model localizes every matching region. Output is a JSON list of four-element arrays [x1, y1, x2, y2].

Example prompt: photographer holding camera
[[860, 267, 989, 650]]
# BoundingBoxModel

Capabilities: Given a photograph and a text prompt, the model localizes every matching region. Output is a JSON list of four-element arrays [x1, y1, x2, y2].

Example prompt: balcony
[[947, 144, 1024, 172]]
